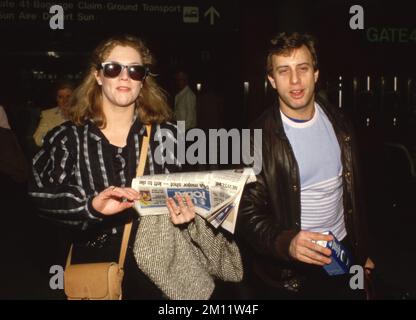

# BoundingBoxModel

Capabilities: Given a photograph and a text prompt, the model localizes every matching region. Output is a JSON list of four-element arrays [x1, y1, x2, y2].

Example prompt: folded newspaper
[[131, 168, 256, 234]]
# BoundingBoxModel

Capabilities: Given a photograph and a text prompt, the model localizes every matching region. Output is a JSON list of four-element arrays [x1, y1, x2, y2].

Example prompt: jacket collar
[[272, 101, 286, 139], [86, 116, 149, 143]]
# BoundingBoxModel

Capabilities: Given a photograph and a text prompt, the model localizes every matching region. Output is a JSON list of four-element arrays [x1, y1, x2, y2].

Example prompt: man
[[174, 70, 197, 130], [237, 32, 374, 299], [33, 81, 74, 146]]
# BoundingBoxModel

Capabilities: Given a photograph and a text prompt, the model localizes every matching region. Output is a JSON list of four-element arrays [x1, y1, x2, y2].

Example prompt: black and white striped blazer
[[29, 118, 182, 231]]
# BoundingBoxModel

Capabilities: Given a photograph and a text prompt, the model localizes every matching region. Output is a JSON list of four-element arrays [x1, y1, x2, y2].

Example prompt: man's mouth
[[290, 89, 305, 99]]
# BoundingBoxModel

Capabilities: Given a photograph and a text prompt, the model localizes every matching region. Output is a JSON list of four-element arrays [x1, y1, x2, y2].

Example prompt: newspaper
[[131, 168, 256, 234]]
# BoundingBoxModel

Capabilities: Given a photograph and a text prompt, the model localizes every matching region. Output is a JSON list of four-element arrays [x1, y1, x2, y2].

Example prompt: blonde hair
[[68, 35, 172, 127]]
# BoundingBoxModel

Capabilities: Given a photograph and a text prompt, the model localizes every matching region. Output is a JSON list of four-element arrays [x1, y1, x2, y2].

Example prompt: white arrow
[[204, 6, 220, 25]]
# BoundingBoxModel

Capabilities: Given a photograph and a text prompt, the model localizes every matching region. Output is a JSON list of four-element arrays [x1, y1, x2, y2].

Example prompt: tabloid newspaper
[[131, 168, 256, 234]]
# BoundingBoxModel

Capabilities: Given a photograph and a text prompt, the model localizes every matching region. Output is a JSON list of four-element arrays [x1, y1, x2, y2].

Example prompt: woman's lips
[[290, 89, 304, 99], [116, 86, 131, 92]]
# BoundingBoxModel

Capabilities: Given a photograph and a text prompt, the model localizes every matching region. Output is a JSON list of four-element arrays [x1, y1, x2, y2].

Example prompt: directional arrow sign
[[204, 6, 220, 26]]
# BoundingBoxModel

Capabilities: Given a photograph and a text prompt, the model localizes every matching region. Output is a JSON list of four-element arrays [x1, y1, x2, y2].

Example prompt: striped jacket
[[29, 118, 181, 232]]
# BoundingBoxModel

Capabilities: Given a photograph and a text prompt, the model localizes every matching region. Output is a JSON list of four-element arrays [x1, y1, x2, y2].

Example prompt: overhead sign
[[0, 0, 238, 32], [366, 27, 416, 43], [183, 6, 199, 23], [204, 6, 220, 26]]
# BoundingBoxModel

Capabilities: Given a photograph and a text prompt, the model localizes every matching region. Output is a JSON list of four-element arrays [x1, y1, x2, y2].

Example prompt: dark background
[[0, 0, 415, 299], [2, 0, 415, 128]]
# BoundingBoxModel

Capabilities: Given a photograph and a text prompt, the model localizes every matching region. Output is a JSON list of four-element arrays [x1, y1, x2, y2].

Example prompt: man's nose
[[290, 70, 300, 84]]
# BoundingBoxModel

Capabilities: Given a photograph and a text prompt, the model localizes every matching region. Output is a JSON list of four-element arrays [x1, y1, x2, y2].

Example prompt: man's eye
[[279, 69, 288, 75], [299, 67, 309, 72]]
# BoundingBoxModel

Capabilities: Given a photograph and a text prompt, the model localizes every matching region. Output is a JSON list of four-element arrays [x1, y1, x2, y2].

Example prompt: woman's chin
[[114, 99, 136, 108]]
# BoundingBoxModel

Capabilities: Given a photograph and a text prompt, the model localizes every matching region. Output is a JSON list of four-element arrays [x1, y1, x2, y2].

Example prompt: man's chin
[[283, 96, 314, 111], [285, 101, 308, 111]]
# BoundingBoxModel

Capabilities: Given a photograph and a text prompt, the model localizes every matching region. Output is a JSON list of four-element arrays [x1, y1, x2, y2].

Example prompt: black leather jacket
[[237, 97, 369, 288]]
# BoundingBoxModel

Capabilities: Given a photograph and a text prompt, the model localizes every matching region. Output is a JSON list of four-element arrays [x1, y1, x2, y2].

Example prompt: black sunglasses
[[99, 62, 149, 81]]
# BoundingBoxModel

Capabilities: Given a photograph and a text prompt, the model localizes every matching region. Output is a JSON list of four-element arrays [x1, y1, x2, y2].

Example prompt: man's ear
[[314, 69, 319, 83], [94, 70, 102, 86], [267, 74, 277, 89]]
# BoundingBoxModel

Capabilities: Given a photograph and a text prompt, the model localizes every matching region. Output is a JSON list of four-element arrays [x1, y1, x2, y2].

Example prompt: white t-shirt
[[281, 103, 347, 241]]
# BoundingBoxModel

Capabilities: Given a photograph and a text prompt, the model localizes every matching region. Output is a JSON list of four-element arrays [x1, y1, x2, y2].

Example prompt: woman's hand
[[92, 186, 140, 215], [166, 194, 196, 225]]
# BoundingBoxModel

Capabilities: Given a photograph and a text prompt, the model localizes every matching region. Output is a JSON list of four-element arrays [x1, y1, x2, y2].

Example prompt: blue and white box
[[315, 231, 352, 276]]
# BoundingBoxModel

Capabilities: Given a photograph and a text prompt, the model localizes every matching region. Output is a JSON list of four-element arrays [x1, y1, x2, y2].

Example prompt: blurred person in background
[[174, 69, 197, 131], [33, 81, 74, 146]]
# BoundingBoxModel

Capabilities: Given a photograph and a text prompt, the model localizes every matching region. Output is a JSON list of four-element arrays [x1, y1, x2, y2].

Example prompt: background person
[[33, 81, 74, 147]]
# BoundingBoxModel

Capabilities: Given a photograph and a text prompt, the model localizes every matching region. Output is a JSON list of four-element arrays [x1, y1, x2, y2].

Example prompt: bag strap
[[118, 124, 151, 267], [66, 245, 73, 268], [66, 124, 152, 268], [136, 124, 151, 177], [118, 221, 132, 267]]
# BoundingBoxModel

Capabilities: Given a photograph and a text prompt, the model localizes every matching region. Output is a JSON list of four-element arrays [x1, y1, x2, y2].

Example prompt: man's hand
[[289, 231, 333, 266]]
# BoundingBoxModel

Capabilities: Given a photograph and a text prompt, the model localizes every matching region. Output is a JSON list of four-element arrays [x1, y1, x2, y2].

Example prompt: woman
[[28, 35, 196, 299]]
